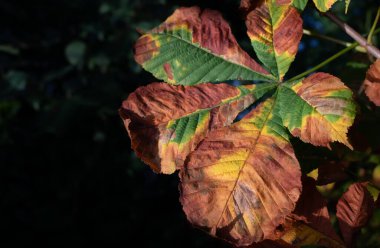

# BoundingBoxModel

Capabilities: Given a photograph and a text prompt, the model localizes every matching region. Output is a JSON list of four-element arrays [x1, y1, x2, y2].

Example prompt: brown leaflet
[[122, 82, 240, 125], [336, 182, 375, 246], [364, 59, 380, 106], [119, 82, 255, 174], [180, 99, 301, 246]]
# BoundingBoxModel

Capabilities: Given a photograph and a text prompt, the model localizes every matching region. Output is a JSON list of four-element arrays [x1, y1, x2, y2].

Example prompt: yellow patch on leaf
[[296, 112, 352, 149]]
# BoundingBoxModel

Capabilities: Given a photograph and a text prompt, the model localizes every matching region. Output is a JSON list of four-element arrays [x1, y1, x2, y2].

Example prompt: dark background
[[1, 0, 380, 247]]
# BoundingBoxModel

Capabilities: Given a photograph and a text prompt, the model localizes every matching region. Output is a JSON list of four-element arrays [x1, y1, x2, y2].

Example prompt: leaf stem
[[325, 12, 380, 59], [287, 43, 356, 82], [287, 27, 380, 83], [367, 7, 380, 44]]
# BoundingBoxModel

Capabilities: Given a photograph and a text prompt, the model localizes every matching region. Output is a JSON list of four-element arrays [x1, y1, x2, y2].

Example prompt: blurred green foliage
[[0, 0, 380, 247]]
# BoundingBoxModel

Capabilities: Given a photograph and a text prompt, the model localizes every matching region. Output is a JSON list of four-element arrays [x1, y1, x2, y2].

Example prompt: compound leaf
[[120, 82, 276, 174], [180, 98, 302, 246], [134, 6, 274, 86], [246, 0, 303, 80], [121, 5, 358, 247], [278, 73, 355, 149]]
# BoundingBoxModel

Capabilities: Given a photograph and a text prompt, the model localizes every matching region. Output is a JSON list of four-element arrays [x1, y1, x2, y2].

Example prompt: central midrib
[[212, 90, 279, 232]]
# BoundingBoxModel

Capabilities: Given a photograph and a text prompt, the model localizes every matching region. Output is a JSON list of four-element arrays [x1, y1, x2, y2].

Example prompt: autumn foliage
[[120, 0, 379, 247]]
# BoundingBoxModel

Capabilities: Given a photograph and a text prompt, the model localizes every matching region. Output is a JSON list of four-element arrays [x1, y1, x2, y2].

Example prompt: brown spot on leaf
[[299, 115, 332, 147], [273, 7, 302, 55], [163, 63, 174, 80], [134, 35, 159, 65], [297, 73, 348, 107], [246, 3, 272, 46]]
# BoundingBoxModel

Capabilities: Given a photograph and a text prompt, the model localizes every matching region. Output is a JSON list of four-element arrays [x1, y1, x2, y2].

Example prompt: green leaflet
[[277, 73, 355, 149], [134, 7, 274, 85]]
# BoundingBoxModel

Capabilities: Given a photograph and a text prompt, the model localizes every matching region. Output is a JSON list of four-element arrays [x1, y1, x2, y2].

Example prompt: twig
[[325, 12, 380, 59], [303, 29, 366, 53]]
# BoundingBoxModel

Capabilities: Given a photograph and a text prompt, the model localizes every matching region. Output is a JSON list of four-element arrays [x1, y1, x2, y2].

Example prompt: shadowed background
[[1, 0, 380, 247]]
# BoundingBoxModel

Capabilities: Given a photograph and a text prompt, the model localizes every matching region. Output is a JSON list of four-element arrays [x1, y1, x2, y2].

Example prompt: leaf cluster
[[120, 0, 380, 247]]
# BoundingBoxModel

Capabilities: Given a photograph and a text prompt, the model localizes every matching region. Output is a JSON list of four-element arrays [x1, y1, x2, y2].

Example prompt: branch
[[324, 12, 380, 59]]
